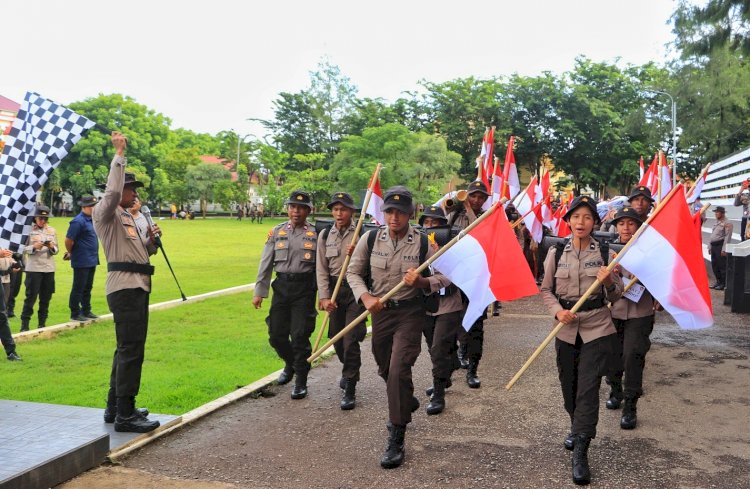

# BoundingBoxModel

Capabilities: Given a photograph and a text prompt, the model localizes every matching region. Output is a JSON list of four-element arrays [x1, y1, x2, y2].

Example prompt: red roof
[[199, 155, 237, 182], [0, 95, 20, 113]]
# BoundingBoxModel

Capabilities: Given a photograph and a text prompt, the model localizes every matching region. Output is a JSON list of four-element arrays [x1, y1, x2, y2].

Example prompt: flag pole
[[311, 164, 382, 354], [511, 199, 544, 229], [685, 162, 711, 200], [510, 178, 534, 208], [656, 151, 664, 204], [308, 198, 506, 364], [505, 185, 683, 390]]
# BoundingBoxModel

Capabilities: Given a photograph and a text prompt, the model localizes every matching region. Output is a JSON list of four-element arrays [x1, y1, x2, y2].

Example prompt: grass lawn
[[9, 216, 285, 329], [0, 216, 334, 414]]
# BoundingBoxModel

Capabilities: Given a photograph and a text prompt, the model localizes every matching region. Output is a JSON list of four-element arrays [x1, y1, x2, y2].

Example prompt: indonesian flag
[[432, 205, 538, 329], [555, 205, 571, 237], [639, 156, 645, 181], [365, 173, 385, 225], [617, 185, 712, 329], [516, 176, 544, 243], [639, 154, 658, 194], [491, 157, 504, 204], [540, 170, 555, 228], [659, 153, 673, 200], [479, 127, 494, 179], [502, 137, 520, 200], [686, 173, 706, 204]]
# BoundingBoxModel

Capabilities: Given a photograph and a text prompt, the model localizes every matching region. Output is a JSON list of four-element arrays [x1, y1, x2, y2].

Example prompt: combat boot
[[571, 434, 591, 485], [291, 371, 308, 400], [277, 364, 294, 385], [605, 378, 623, 409], [104, 389, 149, 423], [425, 377, 452, 396], [340, 379, 356, 410], [620, 396, 638, 429], [466, 362, 481, 388], [114, 397, 160, 433], [564, 432, 575, 451], [20, 319, 29, 332], [425, 378, 446, 415], [380, 423, 406, 469], [457, 343, 469, 369]]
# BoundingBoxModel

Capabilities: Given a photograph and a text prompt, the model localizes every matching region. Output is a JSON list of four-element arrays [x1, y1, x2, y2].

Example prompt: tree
[[185, 163, 232, 217], [150, 168, 172, 216], [672, 0, 750, 57]]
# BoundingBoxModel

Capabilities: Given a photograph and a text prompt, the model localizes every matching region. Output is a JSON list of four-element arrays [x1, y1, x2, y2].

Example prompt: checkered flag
[[0, 92, 95, 251]]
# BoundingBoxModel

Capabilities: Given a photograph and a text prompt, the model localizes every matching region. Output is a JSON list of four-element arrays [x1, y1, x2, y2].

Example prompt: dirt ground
[[60, 288, 750, 489]]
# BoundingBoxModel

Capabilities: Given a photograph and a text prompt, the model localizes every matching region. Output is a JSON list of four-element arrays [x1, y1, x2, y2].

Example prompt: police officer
[[419, 205, 462, 415], [21, 205, 58, 331], [253, 190, 317, 400], [627, 186, 654, 221], [347, 186, 443, 469], [539, 195, 623, 485], [605, 206, 657, 430], [93, 132, 161, 433], [708, 206, 733, 290], [446, 180, 489, 388], [733, 182, 749, 241], [0, 248, 21, 360], [65, 194, 100, 322], [316, 192, 366, 410]]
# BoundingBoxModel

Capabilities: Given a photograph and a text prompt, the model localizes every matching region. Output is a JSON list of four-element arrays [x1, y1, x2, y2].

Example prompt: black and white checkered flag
[[0, 92, 95, 251]]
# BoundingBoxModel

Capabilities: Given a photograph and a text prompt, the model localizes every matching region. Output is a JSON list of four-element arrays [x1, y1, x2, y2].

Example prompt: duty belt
[[558, 296, 605, 312], [275, 272, 315, 282], [107, 262, 155, 275], [383, 296, 423, 310]]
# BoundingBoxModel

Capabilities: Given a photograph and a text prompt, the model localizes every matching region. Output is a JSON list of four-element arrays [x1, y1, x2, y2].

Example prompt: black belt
[[107, 262, 155, 275], [383, 296, 423, 310], [558, 296, 605, 312], [710, 240, 725, 246], [276, 272, 315, 282]]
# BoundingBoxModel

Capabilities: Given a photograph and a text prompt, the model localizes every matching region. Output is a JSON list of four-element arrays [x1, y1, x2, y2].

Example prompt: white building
[[702, 146, 750, 224]]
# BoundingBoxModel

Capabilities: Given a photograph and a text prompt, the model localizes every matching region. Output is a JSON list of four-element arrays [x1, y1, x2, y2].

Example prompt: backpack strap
[[551, 237, 570, 297]]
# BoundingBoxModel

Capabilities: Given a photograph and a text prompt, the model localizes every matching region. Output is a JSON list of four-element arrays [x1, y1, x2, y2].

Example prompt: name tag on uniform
[[624, 282, 645, 303]]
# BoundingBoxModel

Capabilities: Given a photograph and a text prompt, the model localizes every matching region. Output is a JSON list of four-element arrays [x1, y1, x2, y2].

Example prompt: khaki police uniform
[[93, 156, 158, 402], [21, 217, 58, 328], [709, 213, 733, 287], [540, 238, 623, 439], [255, 220, 318, 379], [734, 190, 749, 241], [347, 225, 442, 427], [316, 221, 366, 381]]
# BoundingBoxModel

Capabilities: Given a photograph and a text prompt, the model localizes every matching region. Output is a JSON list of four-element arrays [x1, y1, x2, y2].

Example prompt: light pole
[[645, 89, 677, 186]]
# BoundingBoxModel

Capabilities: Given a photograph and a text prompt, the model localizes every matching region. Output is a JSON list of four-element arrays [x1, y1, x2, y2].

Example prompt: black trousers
[[107, 288, 150, 398], [556, 333, 620, 439], [741, 217, 748, 241], [21, 271, 55, 324], [267, 277, 317, 376], [327, 283, 366, 381], [710, 242, 727, 285], [0, 282, 16, 356], [609, 316, 654, 398], [458, 317, 484, 364], [69, 267, 97, 316], [424, 310, 462, 380], [6, 269, 22, 314]]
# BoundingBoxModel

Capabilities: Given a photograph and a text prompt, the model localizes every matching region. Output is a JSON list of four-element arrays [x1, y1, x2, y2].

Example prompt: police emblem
[[304, 252, 311, 259], [394, 195, 400, 200], [304, 242, 314, 249], [306, 231, 315, 237], [296, 195, 304, 201], [337, 193, 343, 197], [279, 230, 288, 236], [277, 242, 285, 249]]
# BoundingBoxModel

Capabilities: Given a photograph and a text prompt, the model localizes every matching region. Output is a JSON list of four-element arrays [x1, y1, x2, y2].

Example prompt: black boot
[[340, 379, 356, 410], [572, 434, 591, 485], [277, 364, 294, 385], [104, 389, 149, 423], [291, 371, 308, 400], [425, 377, 452, 397], [564, 432, 575, 451], [425, 379, 446, 415], [114, 397, 160, 433], [20, 319, 29, 332], [38, 319, 46, 329], [620, 397, 638, 429], [466, 362, 481, 388], [605, 378, 623, 409], [380, 423, 406, 469], [457, 343, 469, 369]]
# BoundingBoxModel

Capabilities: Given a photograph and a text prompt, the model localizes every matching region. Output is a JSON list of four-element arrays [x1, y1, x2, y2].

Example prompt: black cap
[[628, 186, 654, 203], [467, 180, 490, 196], [563, 195, 600, 224], [285, 190, 313, 210], [34, 205, 51, 218], [419, 205, 447, 226], [327, 192, 356, 210], [77, 195, 98, 207], [124, 173, 144, 188], [381, 186, 414, 215], [611, 206, 643, 226], [713, 206, 726, 213]]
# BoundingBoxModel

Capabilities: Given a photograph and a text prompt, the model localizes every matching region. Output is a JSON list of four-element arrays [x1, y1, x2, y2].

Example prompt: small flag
[[365, 172, 385, 225], [515, 176, 544, 243], [502, 136, 520, 200]]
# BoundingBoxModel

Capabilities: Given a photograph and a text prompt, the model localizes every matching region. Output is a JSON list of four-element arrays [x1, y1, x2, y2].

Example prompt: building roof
[[0, 95, 20, 113], [199, 155, 237, 182]]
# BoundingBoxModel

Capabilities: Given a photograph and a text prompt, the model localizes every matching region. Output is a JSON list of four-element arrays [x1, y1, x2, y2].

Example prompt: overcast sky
[[4, 0, 678, 138]]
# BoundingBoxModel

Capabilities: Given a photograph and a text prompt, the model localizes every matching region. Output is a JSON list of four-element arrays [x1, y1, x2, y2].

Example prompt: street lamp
[[645, 89, 677, 186]]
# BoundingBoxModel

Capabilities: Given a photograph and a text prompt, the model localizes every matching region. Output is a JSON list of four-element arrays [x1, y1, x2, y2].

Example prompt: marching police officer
[[626, 186, 654, 221], [253, 190, 318, 400], [93, 132, 161, 433], [347, 186, 443, 469], [316, 192, 366, 410], [446, 180, 489, 388]]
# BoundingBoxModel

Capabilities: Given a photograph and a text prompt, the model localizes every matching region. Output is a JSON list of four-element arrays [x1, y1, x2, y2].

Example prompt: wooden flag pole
[[311, 164, 382, 354], [505, 185, 683, 390], [685, 162, 711, 200], [511, 199, 544, 229], [308, 199, 506, 364]]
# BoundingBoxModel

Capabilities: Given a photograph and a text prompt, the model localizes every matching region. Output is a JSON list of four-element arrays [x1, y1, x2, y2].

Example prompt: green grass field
[[0, 217, 331, 414]]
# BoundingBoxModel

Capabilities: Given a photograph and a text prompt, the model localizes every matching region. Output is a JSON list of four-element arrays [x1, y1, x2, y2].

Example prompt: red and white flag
[[502, 136, 520, 200], [365, 173, 385, 225], [638, 156, 645, 181], [515, 176, 544, 243], [432, 205, 538, 329], [686, 174, 705, 204], [479, 127, 494, 179], [540, 170, 555, 228], [554, 204, 571, 237], [659, 153, 673, 200], [639, 154, 658, 193], [617, 185, 713, 329]]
